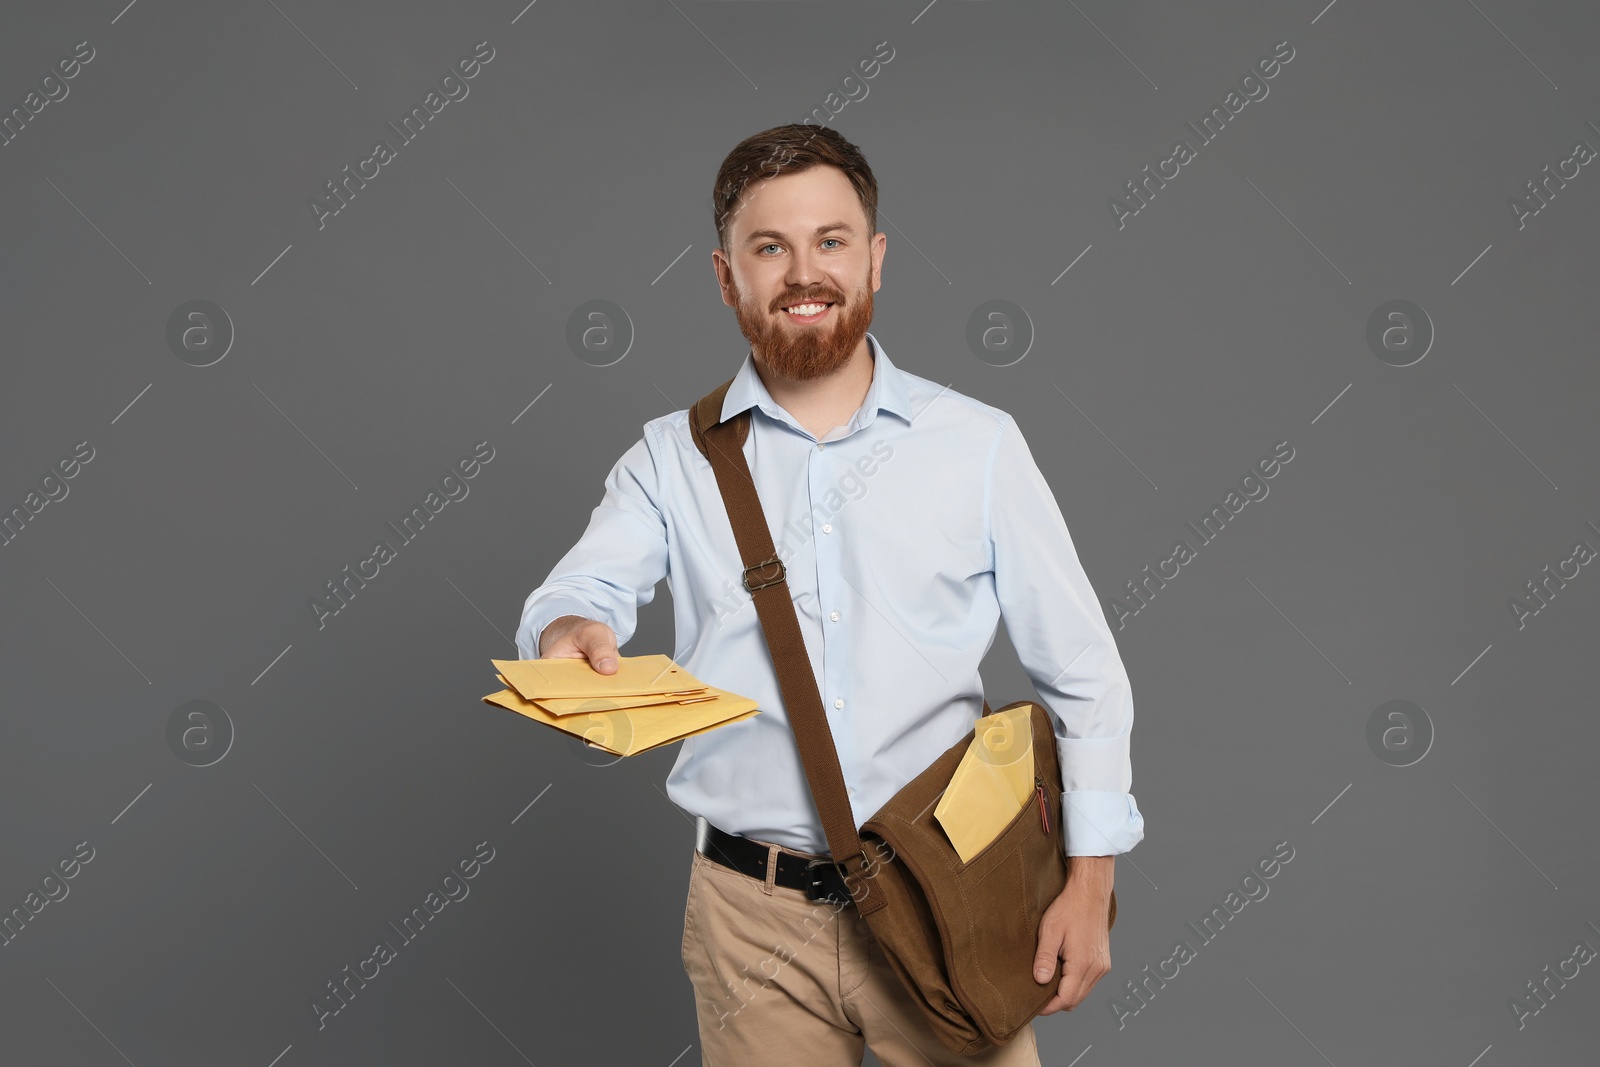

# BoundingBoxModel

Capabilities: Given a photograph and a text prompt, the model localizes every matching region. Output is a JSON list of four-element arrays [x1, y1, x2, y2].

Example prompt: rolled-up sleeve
[[987, 413, 1145, 857], [515, 428, 671, 659]]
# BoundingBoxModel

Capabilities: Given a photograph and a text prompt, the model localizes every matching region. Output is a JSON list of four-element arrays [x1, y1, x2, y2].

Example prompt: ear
[[711, 248, 737, 308]]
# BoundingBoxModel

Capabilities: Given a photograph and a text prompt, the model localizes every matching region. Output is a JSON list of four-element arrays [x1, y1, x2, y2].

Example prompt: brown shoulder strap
[[686, 379, 991, 912]]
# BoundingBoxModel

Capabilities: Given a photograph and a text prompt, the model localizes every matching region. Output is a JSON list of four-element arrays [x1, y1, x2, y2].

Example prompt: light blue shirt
[[516, 332, 1145, 858]]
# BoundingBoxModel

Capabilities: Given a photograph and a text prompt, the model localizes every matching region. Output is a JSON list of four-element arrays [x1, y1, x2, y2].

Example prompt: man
[[517, 124, 1144, 1066]]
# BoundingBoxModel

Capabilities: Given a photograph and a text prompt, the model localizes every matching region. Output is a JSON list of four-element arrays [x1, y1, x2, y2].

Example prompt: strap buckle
[[742, 556, 787, 593]]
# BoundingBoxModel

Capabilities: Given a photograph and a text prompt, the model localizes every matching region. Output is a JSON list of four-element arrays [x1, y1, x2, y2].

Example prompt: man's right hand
[[536, 615, 620, 674]]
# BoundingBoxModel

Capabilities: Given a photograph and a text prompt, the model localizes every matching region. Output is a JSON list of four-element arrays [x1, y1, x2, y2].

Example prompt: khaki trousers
[[679, 845, 1042, 1067]]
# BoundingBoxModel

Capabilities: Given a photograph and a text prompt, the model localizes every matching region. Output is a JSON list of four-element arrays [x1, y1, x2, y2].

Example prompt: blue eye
[[822, 238, 841, 249]]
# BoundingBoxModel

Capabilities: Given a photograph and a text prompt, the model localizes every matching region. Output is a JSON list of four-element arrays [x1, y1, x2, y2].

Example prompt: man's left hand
[[1032, 854, 1114, 1014]]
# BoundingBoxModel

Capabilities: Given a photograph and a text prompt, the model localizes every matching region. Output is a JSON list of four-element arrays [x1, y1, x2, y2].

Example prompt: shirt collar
[[719, 331, 915, 434]]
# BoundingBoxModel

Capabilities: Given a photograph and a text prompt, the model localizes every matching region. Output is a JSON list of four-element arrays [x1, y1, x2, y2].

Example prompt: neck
[[753, 336, 875, 437]]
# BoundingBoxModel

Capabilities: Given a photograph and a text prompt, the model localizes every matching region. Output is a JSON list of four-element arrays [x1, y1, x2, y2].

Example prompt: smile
[[781, 302, 834, 322]]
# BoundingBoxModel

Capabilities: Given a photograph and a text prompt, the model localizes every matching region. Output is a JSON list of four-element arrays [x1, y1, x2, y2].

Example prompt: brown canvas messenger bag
[[687, 377, 1117, 1056]]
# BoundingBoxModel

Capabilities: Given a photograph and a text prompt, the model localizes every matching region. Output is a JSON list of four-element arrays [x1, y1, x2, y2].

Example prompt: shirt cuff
[[1060, 790, 1144, 856], [516, 595, 608, 659]]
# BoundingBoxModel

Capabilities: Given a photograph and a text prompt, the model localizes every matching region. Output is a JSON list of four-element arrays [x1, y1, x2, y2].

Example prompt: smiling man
[[517, 124, 1143, 1066]]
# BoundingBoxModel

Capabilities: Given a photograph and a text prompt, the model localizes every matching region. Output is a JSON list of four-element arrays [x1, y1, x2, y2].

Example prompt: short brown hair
[[711, 124, 878, 252]]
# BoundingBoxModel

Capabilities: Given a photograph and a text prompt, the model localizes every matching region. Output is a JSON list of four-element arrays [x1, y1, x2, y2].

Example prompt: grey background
[[2, 1, 1596, 1064]]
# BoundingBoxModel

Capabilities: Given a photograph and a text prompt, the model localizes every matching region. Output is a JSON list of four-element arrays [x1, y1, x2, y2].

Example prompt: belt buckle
[[803, 857, 849, 904]]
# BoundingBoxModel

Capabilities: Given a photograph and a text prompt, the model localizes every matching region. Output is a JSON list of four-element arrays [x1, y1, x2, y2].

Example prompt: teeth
[[784, 303, 829, 315]]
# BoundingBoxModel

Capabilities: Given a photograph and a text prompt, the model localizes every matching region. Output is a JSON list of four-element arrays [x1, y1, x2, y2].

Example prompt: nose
[[784, 246, 825, 292]]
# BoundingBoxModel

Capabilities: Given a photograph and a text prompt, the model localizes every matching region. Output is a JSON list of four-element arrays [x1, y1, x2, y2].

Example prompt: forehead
[[727, 165, 865, 241]]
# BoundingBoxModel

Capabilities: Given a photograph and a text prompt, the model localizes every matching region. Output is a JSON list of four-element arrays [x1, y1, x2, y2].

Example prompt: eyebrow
[[742, 222, 857, 247]]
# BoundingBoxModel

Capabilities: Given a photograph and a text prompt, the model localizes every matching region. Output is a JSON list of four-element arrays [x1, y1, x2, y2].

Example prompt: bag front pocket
[[954, 775, 1051, 875]]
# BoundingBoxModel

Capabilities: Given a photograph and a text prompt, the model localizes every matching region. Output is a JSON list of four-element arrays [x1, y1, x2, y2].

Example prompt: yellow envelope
[[933, 705, 1037, 863], [480, 684, 759, 757], [492, 674, 715, 717], [493, 653, 707, 700]]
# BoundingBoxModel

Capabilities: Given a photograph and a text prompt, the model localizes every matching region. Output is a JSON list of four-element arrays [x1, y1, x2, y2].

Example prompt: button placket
[[809, 438, 856, 790]]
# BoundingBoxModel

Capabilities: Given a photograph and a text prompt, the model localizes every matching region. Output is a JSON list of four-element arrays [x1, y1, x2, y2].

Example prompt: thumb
[[1034, 952, 1057, 984], [581, 630, 620, 674]]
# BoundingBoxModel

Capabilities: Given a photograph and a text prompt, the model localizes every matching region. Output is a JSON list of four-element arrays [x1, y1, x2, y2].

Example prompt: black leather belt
[[695, 817, 854, 905]]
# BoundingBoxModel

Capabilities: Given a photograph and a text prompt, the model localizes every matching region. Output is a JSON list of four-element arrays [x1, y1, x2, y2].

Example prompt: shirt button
[[834, 698, 844, 709], [822, 523, 832, 534], [817, 443, 825, 450], [829, 611, 840, 622]]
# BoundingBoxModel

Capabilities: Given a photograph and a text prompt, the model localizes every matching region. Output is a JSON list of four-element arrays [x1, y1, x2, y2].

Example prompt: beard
[[730, 265, 874, 382]]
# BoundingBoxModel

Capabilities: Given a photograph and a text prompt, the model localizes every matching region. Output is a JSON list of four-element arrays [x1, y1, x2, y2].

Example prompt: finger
[[578, 627, 619, 673], [1057, 958, 1087, 1011], [1063, 951, 1108, 1011], [1032, 915, 1064, 984], [1038, 976, 1073, 1015]]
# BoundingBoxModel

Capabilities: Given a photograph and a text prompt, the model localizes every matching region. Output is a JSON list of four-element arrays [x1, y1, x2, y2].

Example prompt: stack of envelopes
[[480, 654, 760, 757]]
